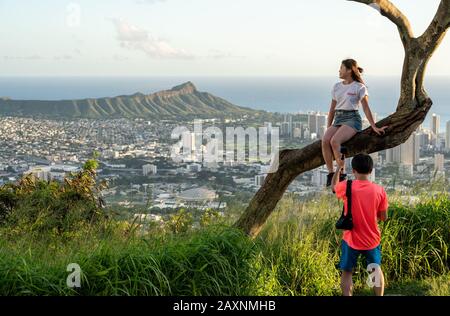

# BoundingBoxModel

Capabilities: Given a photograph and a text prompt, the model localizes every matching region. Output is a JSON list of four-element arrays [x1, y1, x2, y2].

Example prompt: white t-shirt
[[332, 81, 369, 110]]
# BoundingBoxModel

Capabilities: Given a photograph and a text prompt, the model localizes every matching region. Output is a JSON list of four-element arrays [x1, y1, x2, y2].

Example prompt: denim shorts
[[339, 240, 382, 272], [333, 110, 363, 132]]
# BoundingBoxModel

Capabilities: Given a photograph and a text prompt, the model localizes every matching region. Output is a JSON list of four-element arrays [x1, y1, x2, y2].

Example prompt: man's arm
[[377, 188, 389, 221], [377, 210, 388, 222], [330, 165, 341, 194]]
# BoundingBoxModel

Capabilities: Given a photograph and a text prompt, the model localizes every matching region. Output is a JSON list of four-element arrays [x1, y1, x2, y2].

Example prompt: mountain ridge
[[0, 82, 264, 119]]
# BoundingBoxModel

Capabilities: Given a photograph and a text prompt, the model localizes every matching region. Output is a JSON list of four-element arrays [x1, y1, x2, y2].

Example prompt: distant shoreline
[[1, 76, 449, 129]]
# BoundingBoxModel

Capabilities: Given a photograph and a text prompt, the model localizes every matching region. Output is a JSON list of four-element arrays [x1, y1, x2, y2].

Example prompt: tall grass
[[0, 224, 259, 296], [0, 184, 449, 295]]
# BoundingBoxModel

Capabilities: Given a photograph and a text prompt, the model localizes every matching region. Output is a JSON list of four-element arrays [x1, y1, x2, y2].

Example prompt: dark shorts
[[333, 110, 363, 132], [339, 240, 382, 272]]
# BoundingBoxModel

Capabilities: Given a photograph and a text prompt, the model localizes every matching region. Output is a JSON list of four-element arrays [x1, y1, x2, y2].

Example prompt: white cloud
[[206, 49, 246, 60], [111, 18, 194, 59], [135, 0, 167, 4]]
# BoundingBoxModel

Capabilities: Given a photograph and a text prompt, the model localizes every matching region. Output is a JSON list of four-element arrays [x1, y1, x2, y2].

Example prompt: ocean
[[0, 76, 449, 131]]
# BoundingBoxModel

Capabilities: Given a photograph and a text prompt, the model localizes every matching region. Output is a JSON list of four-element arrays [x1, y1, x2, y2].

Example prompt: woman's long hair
[[342, 59, 365, 85]]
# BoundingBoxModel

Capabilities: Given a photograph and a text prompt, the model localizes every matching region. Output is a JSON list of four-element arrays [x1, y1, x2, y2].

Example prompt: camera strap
[[345, 180, 353, 218]]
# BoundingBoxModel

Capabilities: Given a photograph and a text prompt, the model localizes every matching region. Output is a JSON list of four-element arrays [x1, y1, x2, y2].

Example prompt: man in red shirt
[[331, 153, 388, 296]]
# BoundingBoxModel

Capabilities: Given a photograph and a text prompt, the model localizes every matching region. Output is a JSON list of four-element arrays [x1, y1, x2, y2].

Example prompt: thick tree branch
[[414, 1, 450, 107], [418, 0, 450, 55], [234, 98, 432, 238], [347, 0, 414, 46]]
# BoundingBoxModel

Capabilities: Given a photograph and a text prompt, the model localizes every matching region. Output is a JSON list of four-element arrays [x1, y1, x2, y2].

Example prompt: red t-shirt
[[334, 179, 388, 250]]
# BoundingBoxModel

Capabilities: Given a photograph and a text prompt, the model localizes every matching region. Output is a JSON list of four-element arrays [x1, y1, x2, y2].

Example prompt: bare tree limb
[[347, 0, 414, 46]]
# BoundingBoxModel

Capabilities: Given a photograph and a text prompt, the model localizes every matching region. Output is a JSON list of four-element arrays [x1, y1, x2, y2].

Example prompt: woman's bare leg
[[322, 126, 340, 173], [330, 125, 357, 173]]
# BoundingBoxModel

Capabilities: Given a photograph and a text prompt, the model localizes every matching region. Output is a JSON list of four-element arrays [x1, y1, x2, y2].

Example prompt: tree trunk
[[234, 0, 450, 238]]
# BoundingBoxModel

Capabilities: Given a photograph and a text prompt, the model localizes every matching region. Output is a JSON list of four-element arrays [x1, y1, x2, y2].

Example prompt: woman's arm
[[361, 96, 389, 135], [327, 100, 337, 128]]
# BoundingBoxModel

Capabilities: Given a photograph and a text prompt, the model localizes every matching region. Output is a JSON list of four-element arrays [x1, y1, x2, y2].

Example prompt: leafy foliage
[[0, 158, 107, 234]]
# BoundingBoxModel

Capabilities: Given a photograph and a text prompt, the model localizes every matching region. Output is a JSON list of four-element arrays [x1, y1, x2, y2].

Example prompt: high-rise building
[[289, 115, 293, 137], [416, 131, 430, 147], [308, 113, 318, 135], [413, 133, 421, 165], [316, 114, 327, 138], [400, 132, 420, 166], [431, 113, 440, 136], [312, 168, 328, 187], [281, 122, 290, 136], [386, 132, 419, 165], [293, 122, 303, 129], [264, 122, 273, 134], [386, 146, 401, 163], [303, 128, 311, 140], [318, 125, 327, 139], [293, 122, 303, 138], [298, 113, 309, 123], [282, 114, 293, 137], [399, 163, 413, 177], [446, 121, 450, 149], [435, 153, 444, 172]]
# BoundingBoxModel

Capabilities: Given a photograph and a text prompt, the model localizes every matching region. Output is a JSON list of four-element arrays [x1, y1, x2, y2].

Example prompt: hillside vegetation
[[0, 160, 449, 296]]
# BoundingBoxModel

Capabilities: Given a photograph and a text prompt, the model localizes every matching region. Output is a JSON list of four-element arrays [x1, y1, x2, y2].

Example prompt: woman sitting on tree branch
[[322, 59, 389, 186]]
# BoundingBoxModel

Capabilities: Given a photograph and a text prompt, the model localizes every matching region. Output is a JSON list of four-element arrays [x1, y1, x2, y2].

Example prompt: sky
[[0, 0, 449, 77]]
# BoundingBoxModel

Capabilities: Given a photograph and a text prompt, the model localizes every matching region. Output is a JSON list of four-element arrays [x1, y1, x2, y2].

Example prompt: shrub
[[0, 158, 107, 235]]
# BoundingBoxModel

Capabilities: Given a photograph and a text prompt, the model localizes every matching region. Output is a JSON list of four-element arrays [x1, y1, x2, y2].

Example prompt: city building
[[143, 164, 157, 176], [281, 122, 290, 137], [316, 114, 327, 138], [308, 113, 318, 136], [255, 174, 266, 187], [431, 113, 440, 136], [446, 121, 450, 149], [386, 132, 420, 166], [399, 163, 413, 177], [187, 163, 202, 173], [435, 153, 444, 172], [312, 168, 328, 187], [177, 187, 217, 204]]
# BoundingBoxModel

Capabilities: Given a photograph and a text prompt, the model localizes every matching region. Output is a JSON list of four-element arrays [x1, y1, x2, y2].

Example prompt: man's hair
[[351, 153, 373, 174]]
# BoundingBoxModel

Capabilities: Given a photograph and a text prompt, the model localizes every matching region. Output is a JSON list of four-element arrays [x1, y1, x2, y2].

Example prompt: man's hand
[[377, 210, 388, 222], [331, 166, 342, 193]]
